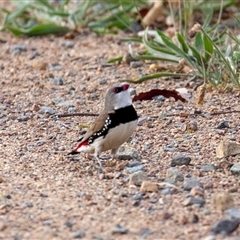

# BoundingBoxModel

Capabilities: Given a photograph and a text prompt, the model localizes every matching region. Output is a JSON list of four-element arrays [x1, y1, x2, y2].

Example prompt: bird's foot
[[99, 154, 111, 160]]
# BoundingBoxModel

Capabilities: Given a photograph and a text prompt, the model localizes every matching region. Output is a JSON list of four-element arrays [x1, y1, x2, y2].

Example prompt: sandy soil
[[0, 30, 240, 240]]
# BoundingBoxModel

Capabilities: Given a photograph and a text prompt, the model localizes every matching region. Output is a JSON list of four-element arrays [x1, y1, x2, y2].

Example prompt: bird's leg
[[111, 148, 119, 160], [94, 147, 103, 169]]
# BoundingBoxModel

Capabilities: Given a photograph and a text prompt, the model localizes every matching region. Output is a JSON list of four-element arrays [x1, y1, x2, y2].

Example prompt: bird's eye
[[113, 87, 122, 93]]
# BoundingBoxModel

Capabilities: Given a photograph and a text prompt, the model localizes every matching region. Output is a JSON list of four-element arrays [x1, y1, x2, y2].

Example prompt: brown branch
[[56, 113, 99, 118], [55, 110, 240, 119], [165, 110, 240, 118]]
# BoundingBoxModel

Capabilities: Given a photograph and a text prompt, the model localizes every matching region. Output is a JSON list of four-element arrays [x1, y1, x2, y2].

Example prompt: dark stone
[[216, 120, 229, 129], [212, 219, 240, 235], [112, 225, 128, 234], [171, 155, 191, 167]]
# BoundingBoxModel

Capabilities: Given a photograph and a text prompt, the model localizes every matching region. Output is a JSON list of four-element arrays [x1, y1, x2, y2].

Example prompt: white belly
[[101, 120, 137, 151]]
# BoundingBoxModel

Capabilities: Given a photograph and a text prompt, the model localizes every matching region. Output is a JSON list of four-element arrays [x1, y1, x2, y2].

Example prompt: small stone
[[98, 78, 107, 85], [183, 196, 205, 207], [183, 177, 203, 191], [23, 202, 33, 208], [73, 230, 86, 239], [39, 106, 55, 115], [171, 155, 191, 167], [191, 214, 199, 223], [17, 116, 29, 122], [112, 225, 128, 234], [216, 120, 229, 129], [140, 181, 158, 193], [149, 197, 158, 203], [125, 163, 144, 174], [0, 221, 7, 231], [132, 193, 143, 201], [129, 171, 147, 186], [37, 140, 46, 146], [52, 77, 64, 85], [226, 208, 240, 220], [130, 61, 142, 68], [230, 162, 240, 175], [10, 44, 27, 54], [32, 103, 40, 112], [213, 192, 234, 211], [182, 121, 198, 133], [178, 214, 188, 225], [165, 167, 184, 183], [216, 140, 240, 158], [199, 164, 215, 172], [140, 228, 153, 239], [118, 146, 140, 160], [63, 40, 74, 48], [190, 186, 204, 197], [0, 177, 3, 183], [161, 188, 172, 195], [212, 219, 240, 235], [65, 221, 73, 228]]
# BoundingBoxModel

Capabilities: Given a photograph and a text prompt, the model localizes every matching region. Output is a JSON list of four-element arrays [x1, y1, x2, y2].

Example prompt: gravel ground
[[0, 31, 240, 240]]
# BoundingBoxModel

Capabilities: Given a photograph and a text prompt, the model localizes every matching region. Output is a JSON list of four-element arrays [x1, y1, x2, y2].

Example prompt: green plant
[[122, 23, 240, 87], [0, 0, 148, 36]]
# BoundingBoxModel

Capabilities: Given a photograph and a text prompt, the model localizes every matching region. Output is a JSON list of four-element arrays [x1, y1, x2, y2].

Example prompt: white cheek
[[114, 91, 132, 109]]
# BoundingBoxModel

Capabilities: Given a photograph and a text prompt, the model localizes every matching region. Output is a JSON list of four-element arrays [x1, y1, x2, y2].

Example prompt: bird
[[69, 82, 138, 167]]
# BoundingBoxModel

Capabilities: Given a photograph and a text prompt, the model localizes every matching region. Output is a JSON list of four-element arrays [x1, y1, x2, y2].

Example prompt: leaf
[[203, 34, 213, 62], [194, 32, 204, 51], [177, 33, 189, 53], [133, 89, 187, 102], [122, 72, 190, 84]]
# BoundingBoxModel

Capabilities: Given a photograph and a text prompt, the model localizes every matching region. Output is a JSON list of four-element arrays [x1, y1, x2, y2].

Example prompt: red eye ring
[[113, 87, 119, 93]]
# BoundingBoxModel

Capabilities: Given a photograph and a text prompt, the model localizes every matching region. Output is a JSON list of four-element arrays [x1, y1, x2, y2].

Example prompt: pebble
[[112, 225, 128, 234], [216, 140, 240, 158], [17, 116, 29, 122], [230, 162, 240, 175], [129, 171, 147, 186], [73, 230, 86, 239], [98, 78, 107, 85], [63, 40, 74, 48], [130, 61, 142, 68], [183, 196, 205, 207], [140, 228, 153, 239], [125, 163, 144, 174], [153, 95, 166, 101], [132, 193, 143, 201], [213, 192, 234, 211], [226, 208, 240, 220], [212, 219, 240, 235], [39, 106, 56, 115], [198, 164, 215, 172], [216, 120, 229, 129], [161, 188, 172, 195], [37, 140, 46, 146], [50, 63, 62, 70], [183, 177, 203, 191], [52, 77, 64, 85], [118, 147, 140, 160], [190, 186, 204, 197], [10, 44, 27, 54], [140, 181, 158, 193], [171, 155, 191, 167], [165, 167, 184, 183]]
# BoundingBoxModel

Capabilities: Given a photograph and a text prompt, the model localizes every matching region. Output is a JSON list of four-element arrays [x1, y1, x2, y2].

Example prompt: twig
[[56, 113, 99, 118], [55, 110, 240, 119], [165, 110, 240, 117]]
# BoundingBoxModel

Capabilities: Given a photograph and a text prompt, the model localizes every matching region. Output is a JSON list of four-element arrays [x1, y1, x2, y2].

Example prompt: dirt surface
[[0, 30, 240, 240]]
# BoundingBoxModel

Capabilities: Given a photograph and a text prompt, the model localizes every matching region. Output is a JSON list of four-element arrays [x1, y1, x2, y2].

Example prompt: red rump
[[74, 140, 88, 151]]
